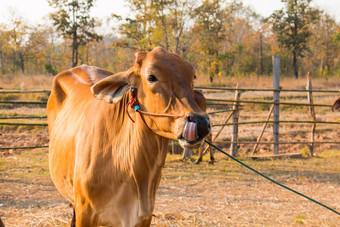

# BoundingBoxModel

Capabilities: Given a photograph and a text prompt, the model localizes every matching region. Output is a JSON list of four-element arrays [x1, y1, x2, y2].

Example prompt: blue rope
[[205, 140, 340, 216], [134, 105, 140, 111]]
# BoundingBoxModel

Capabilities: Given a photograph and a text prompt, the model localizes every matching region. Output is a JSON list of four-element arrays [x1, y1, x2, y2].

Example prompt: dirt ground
[[0, 149, 340, 226]]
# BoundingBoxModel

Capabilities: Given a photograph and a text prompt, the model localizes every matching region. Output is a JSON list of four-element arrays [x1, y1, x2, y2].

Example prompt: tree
[[48, 0, 102, 67], [304, 13, 339, 76], [113, 0, 195, 55], [167, 0, 196, 55], [6, 16, 30, 73], [192, 0, 227, 82], [113, 0, 154, 51], [269, 0, 320, 78]]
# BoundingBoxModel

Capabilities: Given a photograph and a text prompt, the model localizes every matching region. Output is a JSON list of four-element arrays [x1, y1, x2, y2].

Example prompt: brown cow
[[332, 97, 340, 111], [182, 90, 214, 164], [47, 47, 211, 226]]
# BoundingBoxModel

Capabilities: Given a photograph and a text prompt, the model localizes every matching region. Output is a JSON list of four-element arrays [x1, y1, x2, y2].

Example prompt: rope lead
[[205, 140, 340, 216]]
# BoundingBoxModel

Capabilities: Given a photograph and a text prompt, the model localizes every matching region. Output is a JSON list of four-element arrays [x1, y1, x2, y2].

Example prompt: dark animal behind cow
[[182, 90, 214, 164], [332, 97, 340, 111], [47, 47, 211, 226]]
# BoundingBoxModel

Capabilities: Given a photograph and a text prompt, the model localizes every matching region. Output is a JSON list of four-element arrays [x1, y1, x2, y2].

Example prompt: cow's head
[[91, 47, 210, 149]]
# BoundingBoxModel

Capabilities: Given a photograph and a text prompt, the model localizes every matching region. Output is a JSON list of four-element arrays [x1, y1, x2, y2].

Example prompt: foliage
[[269, 0, 321, 78], [48, 0, 102, 67], [44, 63, 57, 75], [191, 0, 227, 82], [0, 0, 339, 81], [304, 14, 340, 77]]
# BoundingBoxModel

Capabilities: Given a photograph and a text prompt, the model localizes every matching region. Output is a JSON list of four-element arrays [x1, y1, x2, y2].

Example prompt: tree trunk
[[0, 50, 5, 73], [86, 45, 89, 65], [293, 52, 298, 79], [19, 51, 25, 73], [259, 32, 264, 75], [72, 30, 78, 68], [161, 15, 169, 51], [175, 36, 180, 54]]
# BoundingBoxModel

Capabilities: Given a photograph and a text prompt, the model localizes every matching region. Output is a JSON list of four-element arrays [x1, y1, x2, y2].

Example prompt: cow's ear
[[91, 72, 130, 104]]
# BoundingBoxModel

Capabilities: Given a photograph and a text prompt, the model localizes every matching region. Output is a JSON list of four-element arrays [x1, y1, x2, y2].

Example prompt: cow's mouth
[[177, 120, 209, 149], [178, 137, 204, 150]]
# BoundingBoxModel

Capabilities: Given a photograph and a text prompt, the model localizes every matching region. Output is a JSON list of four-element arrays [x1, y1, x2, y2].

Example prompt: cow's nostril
[[196, 117, 210, 138], [188, 116, 194, 122], [187, 116, 210, 139]]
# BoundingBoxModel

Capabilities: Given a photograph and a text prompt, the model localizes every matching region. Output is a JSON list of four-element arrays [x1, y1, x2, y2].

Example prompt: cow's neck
[[122, 92, 170, 165], [106, 93, 170, 216]]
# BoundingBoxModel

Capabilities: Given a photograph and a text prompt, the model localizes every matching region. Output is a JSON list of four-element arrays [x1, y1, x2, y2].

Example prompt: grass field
[[0, 150, 340, 226], [0, 74, 340, 226]]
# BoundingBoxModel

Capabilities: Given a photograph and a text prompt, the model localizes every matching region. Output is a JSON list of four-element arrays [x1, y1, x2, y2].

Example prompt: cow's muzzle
[[178, 114, 211, 149]]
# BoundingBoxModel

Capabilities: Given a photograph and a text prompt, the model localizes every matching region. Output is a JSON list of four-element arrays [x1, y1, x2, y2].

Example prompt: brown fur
[[47, 47, 210, 226], [332, 97, 340, 111]]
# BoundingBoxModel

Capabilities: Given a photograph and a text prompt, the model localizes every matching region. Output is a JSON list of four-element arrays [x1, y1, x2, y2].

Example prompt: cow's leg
[[195, 133, 214, 164], [195, 146, 203, 164], [182, 149, 192, 160], [136, 215, 153, 227], [70, 207, 76, 227], [208, 145, 215, 164], [207, 133, 214, 164], [0, 217, 5, 227], [74, 203, 98, 227]]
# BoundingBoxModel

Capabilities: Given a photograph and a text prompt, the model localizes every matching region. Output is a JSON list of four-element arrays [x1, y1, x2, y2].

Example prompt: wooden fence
[[1, 59, 339, 156], [1, 85, 339, 156], [200, 86, 339, 157]]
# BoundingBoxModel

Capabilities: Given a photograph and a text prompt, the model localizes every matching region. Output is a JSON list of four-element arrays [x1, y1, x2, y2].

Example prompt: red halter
[[126, 87, 184, 129]]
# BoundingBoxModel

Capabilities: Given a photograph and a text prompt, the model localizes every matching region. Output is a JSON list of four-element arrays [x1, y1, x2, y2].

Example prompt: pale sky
[[0, 0, 339, 28]]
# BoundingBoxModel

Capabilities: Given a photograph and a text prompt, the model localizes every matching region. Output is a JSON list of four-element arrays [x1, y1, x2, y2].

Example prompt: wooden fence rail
[[2, 120, 338, 127], [0, 89, 51, 94], [1, 87, 339, 94], [196, 86, 340, 93], [0, 116, 47, 119], [0, 145, 49, 150], [207, 99, 333, 107], [0, 122, 48, 126], [212, 120, 340, 126], [0, 100, 47, 105], [215, 141, 340, 145], [1, 99, 332, 107]]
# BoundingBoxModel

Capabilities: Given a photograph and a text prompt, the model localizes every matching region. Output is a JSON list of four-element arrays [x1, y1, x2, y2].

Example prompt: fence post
[[272, 56, 280, 155], [306, 72, 316, 157], [230, 84, 242, 156]]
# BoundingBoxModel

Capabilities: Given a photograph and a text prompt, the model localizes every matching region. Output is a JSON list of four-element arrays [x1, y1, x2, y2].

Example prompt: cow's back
[[47, 65, 112, 130], [47, 65, 113, 201]]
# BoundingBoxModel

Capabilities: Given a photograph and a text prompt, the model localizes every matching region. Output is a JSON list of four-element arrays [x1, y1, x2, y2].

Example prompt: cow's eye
[[194, 75, 197, 80], [147, 75, 158, 83]]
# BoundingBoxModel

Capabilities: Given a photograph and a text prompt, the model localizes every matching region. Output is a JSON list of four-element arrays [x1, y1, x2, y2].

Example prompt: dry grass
[[195, 73, 340, 90], [0, 74, 53, 90], [0, 150, 339, 226]]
